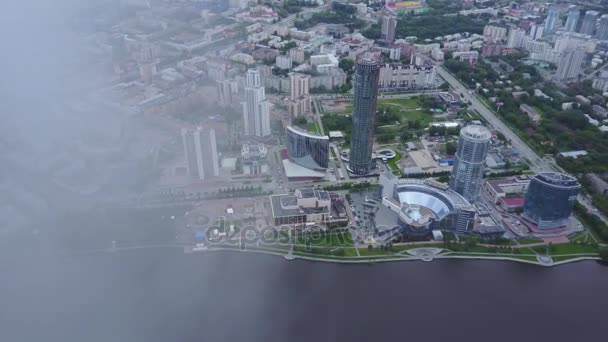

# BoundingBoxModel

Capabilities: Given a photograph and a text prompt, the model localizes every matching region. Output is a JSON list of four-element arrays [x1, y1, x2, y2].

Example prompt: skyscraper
[[579, 10, 599, 35], [596, 14, 608, 40], [449, 125, 492, 202], [522, 173, 580, 229], [348, 52, 382, 175], [543, 5, 560, 34], [506, 28, 526, 48], [181, 127, 219, 180], [381, 15, 397, 43], [564, 6, 580, 32], [242, 69, 271, 137], [555, 48, 586, 82], [217, 79, 239, 106]]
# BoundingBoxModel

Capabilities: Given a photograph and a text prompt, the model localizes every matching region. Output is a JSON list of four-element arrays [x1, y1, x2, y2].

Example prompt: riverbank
[[195, 244, 602, 267]]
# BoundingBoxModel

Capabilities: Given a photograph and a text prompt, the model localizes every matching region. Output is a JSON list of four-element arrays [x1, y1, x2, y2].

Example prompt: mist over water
[[0, 2, 607, 342]]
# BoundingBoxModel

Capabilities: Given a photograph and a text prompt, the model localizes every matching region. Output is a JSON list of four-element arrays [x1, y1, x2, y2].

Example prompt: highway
[[437, 65, 608, 224]]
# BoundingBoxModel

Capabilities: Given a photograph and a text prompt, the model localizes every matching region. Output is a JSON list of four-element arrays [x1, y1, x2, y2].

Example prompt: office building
[[270, 188, 333, 225], [449, 125, 492, 202], [181, 127, 219, 180], [564, 6, 579, 32], [544, 5, 560, 34], [381, 15, 397, 43], [596, 14, 608, 40], [348, 52, 382, 175], [286, 126, 329, 170], [522, 173, 580, 229], [580, 10, 599, 36], [242, 69, 271, 137], [555, 48, 586, 82], [379, 174, 476, 236]]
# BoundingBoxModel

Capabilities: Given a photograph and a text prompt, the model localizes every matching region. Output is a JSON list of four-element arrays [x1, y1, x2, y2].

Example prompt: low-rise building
[[483, 176, 530, 204], [270, 188, 332, 225]]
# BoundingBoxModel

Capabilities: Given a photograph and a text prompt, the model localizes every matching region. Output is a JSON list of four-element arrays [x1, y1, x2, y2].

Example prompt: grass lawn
[[531, 243, 599, 255], [378, 98, 420, 109], [387, 151, 402, 171], [293, 230, 354, 246], [307, 122, 319, 133]]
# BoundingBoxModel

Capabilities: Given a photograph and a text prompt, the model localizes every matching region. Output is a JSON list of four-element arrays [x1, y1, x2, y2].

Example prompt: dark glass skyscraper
[[522, 173, 580, 229], [348, 52, 382, 175], [286, 125, 329, 170]]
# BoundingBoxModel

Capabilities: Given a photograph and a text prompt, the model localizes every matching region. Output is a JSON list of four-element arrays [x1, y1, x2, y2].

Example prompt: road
[[437, 65, 608, 225]]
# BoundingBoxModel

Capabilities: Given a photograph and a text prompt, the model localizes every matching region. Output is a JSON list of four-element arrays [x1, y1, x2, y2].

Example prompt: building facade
[[181, 127, 219, 180], [522, 173, 580, 229], [289, 73, 311, 117], [217, 79, 239, 106], [349, 52, 382, 175], [580, 10, 599, 36], [242, 69, 271, 136], [378, 63, 436, 90], [286, 126, 329, 170], [555, 48, 586, 82], [565, 6, 580, 32], [544, 5, 560, 34], [449, 125, 492, 202], [596, 14, 608, 40], [381, 15, 397, 43]]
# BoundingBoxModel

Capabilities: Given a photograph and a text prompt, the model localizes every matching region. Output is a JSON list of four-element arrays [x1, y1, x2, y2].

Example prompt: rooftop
[[461, 124, 492, 141]]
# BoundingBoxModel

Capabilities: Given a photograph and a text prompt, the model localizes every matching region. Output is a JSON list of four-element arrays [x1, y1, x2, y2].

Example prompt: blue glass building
[[286, 126, 329, 170], [348, 52, 382, 175], [522, 173, 580, 229]]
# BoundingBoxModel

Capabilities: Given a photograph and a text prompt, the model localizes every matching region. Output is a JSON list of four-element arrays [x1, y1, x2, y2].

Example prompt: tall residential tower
[[242, 69, 271, 137], [580, 10, 599, 35], [449, 125, 492, 202], [564, 6, 579, 32], [181, 127, 220, 180], [348, 52, 382, 175]]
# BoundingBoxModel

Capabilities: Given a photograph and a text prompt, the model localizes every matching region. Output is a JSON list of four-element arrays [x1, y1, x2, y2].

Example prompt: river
[[1, 247, 607, 342]]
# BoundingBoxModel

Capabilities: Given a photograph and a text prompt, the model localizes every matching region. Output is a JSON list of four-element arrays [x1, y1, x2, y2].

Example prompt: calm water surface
[[1, 248, 607, 342]]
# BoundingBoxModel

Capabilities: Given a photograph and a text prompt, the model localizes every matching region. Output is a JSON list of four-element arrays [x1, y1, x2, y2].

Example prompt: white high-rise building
[[483, 25, 507, 41], [181, 127, 220, 180], [529, 25, 544, 40], [217, 79, 239, 106], [242, 69, 271, 136], [289, 73, 311, 117], [506, 28, 526, 48], [276, 55, 293, 69], [555, 48, 586, 82], [381, 15, 397, 43]]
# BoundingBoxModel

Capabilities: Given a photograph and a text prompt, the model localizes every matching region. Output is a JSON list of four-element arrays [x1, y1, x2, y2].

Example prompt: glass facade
[[349, 53, 382, 175], [522, 173, 580, 229], [449, 125, 491, 202], [286, 126, 329, 170]]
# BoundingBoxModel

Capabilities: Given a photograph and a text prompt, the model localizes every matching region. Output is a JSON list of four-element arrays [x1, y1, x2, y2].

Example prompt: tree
[[445, 142, 456, 155], [339, 58, 355, 74]]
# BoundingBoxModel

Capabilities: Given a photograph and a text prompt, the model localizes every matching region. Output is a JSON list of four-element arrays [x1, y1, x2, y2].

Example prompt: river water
[[1, 247, 607, 342]]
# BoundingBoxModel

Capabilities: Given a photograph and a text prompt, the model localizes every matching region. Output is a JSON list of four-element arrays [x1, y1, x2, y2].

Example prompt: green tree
[[339, 58, 355, 74]]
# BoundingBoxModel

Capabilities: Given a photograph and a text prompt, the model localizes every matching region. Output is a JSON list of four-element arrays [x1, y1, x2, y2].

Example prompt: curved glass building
[[522, 173, 580, 229], [349, 52, 382, 175], [286, 126, 329, 170], [449, 124, 492, 202]]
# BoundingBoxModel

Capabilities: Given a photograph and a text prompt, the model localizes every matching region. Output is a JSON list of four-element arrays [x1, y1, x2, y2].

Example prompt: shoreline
[[197, 245, 602, 267]]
